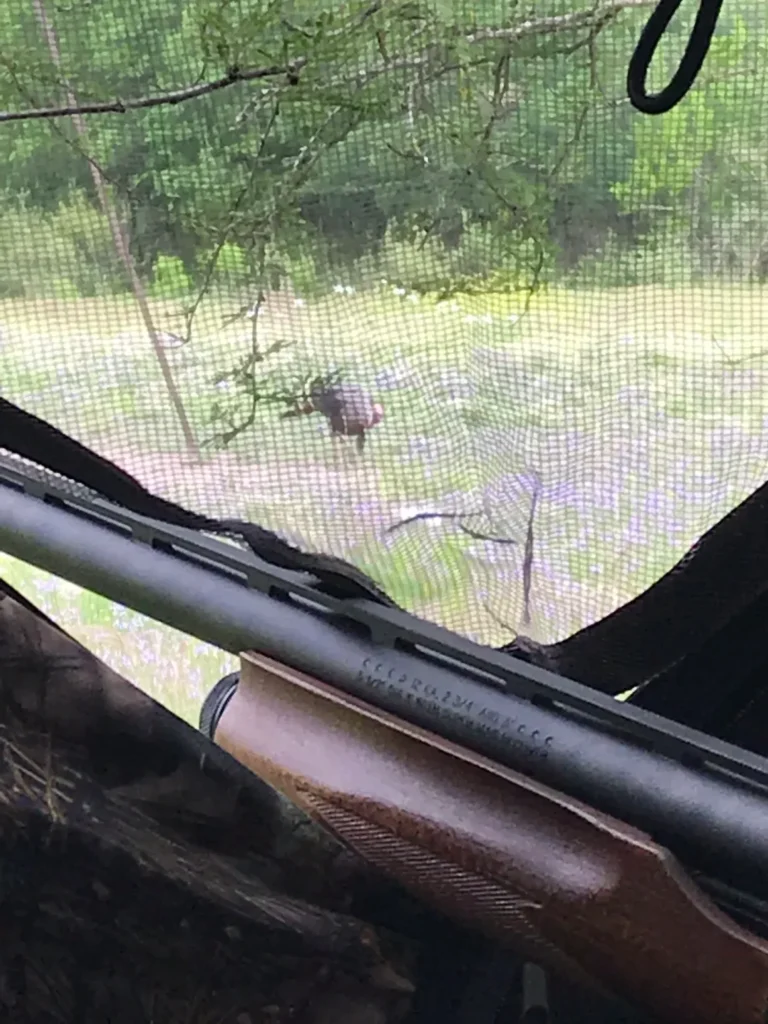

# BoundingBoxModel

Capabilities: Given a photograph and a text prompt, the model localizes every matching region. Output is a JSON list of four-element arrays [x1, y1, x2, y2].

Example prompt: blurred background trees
[[0, 0, 764, 302]]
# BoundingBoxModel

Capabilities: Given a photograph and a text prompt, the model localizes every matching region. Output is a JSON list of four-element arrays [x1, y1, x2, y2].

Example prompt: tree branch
[[0, 0, 654, 123], [0, 60, 306, 122], [467, 0, 656, 43]]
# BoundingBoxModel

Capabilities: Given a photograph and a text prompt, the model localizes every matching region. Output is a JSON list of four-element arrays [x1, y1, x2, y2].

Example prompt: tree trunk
[[30, 0, 198, 457]]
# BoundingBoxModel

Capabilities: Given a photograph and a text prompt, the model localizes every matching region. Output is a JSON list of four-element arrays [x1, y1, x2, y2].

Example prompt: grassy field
[[2, 281, 768, 716]]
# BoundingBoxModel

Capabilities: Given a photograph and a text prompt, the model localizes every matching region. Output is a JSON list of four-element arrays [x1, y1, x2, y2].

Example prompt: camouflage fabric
[[0, 577, 417, 1024]]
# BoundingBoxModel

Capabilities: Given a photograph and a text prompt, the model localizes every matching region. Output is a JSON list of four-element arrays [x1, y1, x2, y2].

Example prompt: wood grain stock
[[216, 652, 768, 1024]]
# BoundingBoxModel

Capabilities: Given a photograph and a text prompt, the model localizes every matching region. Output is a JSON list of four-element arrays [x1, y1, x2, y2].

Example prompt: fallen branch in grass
[[388, 470, 541, 628], [385, 508, 514, 543], [519, 471, 542, 628]]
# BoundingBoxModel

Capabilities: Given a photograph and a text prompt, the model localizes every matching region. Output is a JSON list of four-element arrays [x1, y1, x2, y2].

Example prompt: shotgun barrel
[[0, 473, 767, 912]]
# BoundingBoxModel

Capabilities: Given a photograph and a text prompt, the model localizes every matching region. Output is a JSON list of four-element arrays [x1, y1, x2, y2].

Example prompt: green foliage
[[0, 0, 765, 313], [211, 242, 250, 283], [50, 277, 81, 299], [278, 249, 325, 297], [0, 193, 119, 298], [149, 255, 193, 298], [612, 92, 716, 213]]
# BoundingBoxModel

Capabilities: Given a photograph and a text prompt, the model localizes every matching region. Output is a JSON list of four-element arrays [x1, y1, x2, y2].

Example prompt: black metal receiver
[[1, 455, 768, 930]]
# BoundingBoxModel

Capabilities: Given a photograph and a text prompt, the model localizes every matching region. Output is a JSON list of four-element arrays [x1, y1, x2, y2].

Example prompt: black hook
[[627, 0, 724, 115]]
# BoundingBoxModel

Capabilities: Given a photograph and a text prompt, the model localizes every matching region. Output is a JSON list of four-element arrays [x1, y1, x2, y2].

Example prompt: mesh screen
[[0, 0, 763, 647]]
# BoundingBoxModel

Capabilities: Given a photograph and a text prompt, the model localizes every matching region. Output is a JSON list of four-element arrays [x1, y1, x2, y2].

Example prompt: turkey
[[288, 377, 384, 453]]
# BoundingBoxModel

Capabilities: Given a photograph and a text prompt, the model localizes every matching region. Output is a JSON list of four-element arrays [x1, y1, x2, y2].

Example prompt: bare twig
[[180, 100, 283, 344], [386, 510, 481, 534], [458, 523, 518, 545], [483, 600, 518, 639], [205, 284, 267, 448], [386, 508, 518, 546], [199, 97, 364, 447], [0, 60, 305, 122], [479, 49, 513, 148], [519, 473, 542, 628], [461, 471, 542, 632]]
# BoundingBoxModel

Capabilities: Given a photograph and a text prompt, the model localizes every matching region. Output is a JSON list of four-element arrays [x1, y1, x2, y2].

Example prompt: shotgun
[[2, 460, 768, 1021], [218, 651, 768, 1024]]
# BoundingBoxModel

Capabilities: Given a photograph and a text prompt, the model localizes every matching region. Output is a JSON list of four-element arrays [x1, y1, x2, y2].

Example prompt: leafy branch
[[189, 88, 371, 446], [0, 0, 654, 124]]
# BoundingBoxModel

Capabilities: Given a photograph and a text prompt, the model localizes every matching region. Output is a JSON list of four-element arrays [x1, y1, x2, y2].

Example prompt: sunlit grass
[[1, 281, 768, 700]]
